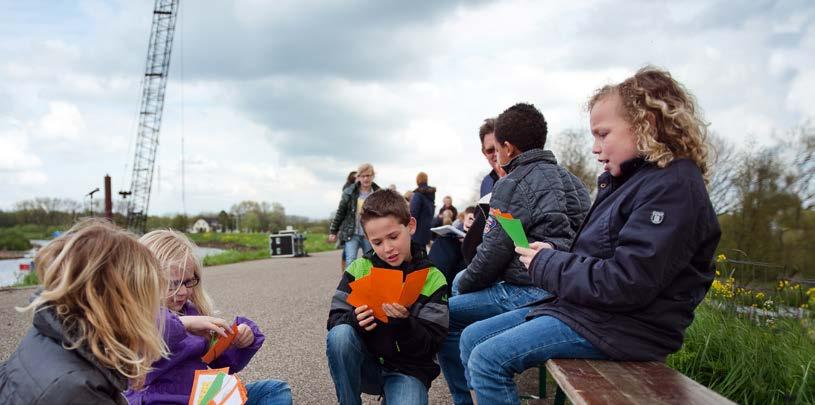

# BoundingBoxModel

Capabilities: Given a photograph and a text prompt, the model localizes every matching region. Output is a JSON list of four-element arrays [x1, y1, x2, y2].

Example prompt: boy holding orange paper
[[327, 189, 449, 405]]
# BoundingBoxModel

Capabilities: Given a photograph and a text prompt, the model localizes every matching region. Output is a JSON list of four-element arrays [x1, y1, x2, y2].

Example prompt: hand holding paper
[[347, 268, 429, 323], [491, 208, 530, 248], [188, 367, 247, 405], [201, 322, 239, 364]]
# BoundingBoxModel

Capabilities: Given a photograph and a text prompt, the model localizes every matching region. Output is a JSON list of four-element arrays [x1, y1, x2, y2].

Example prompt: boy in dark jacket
[[327, 189, 449, 405], [439, 103, 590, 404]]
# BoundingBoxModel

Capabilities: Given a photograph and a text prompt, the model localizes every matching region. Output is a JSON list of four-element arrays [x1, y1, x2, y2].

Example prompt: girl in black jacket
[[0, 220, 168, 405], [457, 66, 721, 405]]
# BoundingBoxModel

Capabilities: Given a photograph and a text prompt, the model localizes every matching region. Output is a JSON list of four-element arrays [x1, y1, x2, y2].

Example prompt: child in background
[[326, 189, 449, 405], [0, 219, 168, 405], [125, 230, 291, 405]]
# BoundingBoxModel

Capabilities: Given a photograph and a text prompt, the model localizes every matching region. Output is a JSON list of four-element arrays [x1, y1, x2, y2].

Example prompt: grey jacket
[[457, 149, 590, 294], [0, 306, 129, 405], [329, 182, 381, 241]]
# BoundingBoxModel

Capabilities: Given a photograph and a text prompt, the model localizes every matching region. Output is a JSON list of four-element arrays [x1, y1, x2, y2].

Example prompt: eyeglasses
[[169, 277, 200, 291]]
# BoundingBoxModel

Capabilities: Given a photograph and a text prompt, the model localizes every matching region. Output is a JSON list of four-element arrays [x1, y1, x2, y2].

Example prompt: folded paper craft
[[491, 208, 530, 248], [189, 367, 247, 405], [201, 322, 239, 364], [347, 267, 429, 323]]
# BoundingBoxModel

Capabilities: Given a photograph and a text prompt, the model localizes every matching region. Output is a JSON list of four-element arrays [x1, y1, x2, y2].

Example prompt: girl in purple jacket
[[125, 230, 291, 405]]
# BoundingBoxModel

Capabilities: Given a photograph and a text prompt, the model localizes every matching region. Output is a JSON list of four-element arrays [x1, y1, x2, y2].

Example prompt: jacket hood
[[413, 184, 436, 202], [363, 241, 432, 273], [503, 149, 557, 173], [33, 305, 129, 392]]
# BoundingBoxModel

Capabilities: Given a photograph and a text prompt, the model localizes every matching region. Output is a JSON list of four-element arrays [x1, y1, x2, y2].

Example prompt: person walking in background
[[329, 164, 381, 265], [409, 172, 436, 248], [337, 171, 357, 271]]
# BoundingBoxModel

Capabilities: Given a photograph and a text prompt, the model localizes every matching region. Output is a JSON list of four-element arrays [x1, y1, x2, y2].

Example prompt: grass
[[188, 232, 338, 267], [0, 229, 32, 251], [667, 301, 815, 404], [1, 224, 62, 240], [9, 271, 39, 288]]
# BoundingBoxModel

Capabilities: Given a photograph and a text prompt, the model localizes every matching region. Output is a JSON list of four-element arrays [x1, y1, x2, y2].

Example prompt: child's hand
[[382, 303, 409, 319], [233, 323, 254, 349], [179, 316, 230, 338], [515, 242, 553, 269], [354, 305, 377, 332]]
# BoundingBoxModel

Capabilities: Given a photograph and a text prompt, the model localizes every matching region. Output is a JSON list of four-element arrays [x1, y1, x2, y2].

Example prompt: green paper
[[495, 215, 529, 248], [200, 372, 226, 405]]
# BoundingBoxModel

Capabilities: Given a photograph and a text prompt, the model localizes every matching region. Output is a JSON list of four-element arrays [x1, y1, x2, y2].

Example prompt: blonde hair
[[357, 163, 375, 177], [21, 219, 168, 389], [139, 229, 214, 317], [588, 66, 710, 181]]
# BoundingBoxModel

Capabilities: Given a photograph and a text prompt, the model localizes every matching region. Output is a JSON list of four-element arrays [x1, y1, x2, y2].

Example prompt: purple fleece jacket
[[124, 302, 264, 404]]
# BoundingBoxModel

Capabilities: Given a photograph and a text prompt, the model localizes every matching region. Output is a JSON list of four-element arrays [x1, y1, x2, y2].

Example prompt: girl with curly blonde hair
[[458, 67, 723, 404], [0, 219, 168, 404]]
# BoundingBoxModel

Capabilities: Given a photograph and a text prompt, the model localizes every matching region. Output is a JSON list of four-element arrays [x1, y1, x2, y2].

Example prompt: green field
[[187, 232, 337, 267]]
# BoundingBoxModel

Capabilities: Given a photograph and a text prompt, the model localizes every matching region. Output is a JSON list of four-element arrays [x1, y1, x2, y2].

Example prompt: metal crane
[[125, 0, 180, 234]]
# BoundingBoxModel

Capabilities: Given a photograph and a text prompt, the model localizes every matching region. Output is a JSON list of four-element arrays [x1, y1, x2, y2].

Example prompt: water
[[0, 242, 224, 287]]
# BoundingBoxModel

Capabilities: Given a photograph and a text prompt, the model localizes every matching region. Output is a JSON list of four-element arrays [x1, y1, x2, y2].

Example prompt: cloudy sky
[[1, 0, 813, 218]]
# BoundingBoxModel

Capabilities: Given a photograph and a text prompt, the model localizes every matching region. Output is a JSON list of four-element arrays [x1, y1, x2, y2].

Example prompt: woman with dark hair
[[409, 172, 435, 248]]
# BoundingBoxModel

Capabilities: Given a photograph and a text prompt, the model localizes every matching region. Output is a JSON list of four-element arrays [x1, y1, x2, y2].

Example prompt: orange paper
[[491, 208, 514, 219], [201, 322, 239, 364], [347, 267, 430, 323]]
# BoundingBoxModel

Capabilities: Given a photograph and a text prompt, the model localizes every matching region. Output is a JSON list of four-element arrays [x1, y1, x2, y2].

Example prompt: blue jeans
[[326, 324, 428, 405], [344, 234, 371, 264], [460, 308, 608, 405], [439, 272, 551, 405], [245, 379, 292, 405]]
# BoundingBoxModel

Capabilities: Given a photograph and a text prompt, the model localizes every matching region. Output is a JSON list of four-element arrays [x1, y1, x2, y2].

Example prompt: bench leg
[[538, 364, 547, 399], [553, 386, 566, 405]]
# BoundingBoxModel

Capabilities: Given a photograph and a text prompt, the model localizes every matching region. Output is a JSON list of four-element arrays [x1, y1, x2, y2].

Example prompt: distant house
[[190, 218, 221, 233]]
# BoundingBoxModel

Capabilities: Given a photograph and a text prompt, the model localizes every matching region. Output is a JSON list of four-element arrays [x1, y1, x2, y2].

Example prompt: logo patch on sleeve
[[484, 216, 497, 234], [650, 210, 665, 224]]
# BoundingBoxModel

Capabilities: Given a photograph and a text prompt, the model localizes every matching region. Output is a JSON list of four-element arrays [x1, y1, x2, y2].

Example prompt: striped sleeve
[[393, 267, 449, 356], [327, 258, 371, 331]]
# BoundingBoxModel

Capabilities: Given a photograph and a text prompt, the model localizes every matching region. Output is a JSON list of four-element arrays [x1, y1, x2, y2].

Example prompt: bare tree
[[707, 133, 741, 215], [554, 129, 597, 194]]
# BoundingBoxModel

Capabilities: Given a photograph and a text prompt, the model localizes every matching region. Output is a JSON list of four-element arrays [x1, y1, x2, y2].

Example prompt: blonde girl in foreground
[[0, 219, 168, 404], [125, 229, 292, 405]]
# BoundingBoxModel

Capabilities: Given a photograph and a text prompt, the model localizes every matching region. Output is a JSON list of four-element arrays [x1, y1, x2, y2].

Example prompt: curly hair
[[588, 66, 710, 180], [495, 103, 548, 152], [22, 219, 168, 389]]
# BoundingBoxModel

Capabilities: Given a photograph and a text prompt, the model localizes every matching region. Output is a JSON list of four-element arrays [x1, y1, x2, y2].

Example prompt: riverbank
[[188, 232, 338, 267]]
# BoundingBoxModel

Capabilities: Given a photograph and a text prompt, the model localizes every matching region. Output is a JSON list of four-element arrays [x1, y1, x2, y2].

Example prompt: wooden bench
[[534, 359, 735, 405]]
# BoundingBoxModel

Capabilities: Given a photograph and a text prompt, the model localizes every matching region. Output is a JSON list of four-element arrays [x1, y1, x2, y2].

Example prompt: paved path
[[0, 250, 543, 404]]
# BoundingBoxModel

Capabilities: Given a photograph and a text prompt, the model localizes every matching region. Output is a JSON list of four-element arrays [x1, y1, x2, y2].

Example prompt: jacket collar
[[33, 305, 129, 392], [364, 241, 432, 273], [596, 157, 648, 191], [503, 149, 557, 173], [347, 182, 380, 195]]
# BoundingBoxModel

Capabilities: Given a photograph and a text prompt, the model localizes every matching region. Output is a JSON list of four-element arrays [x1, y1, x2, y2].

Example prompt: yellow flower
[[716, 254, 727, 262], [756, 292, 766, 300]]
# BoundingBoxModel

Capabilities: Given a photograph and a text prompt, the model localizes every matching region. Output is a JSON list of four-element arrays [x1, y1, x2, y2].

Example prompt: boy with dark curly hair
[[439, 103, 591, 404]]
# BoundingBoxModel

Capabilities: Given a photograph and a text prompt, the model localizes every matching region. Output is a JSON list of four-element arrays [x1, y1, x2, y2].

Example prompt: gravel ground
[[0, 250, 546, 404]]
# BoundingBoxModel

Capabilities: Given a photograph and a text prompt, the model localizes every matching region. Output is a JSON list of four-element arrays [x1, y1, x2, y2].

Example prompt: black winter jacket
[[457, 149, 590, 294], [410, 184, 436, 245], [329, 182, 381, 241], [327, 243, 449, 388], [527, 158, 721, 361], [0, 306, 129, 404]]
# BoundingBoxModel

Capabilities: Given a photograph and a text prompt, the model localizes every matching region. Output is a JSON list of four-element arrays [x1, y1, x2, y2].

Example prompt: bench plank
[[546, 359, 735, 405]]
